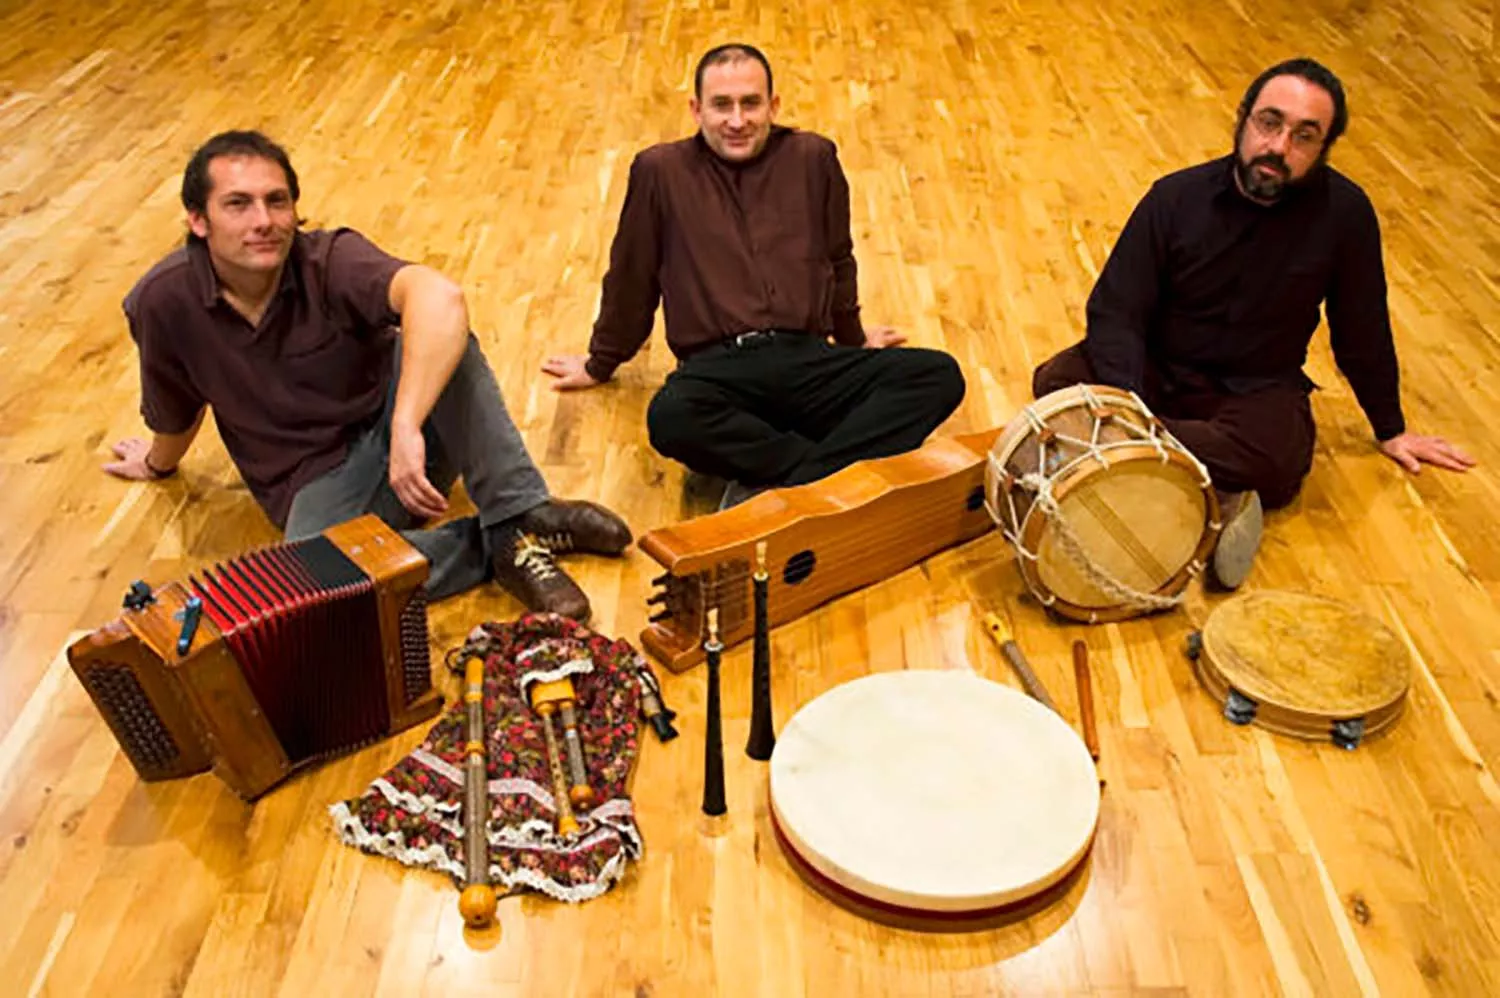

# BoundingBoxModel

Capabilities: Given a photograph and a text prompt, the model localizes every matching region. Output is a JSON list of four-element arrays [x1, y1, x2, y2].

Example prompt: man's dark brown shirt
[[586, 126, 867, 381], [124, 229, 407, 526]]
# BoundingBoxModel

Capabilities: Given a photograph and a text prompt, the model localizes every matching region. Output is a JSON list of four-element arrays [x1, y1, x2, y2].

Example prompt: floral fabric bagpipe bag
[[330, 613, 676, 902]]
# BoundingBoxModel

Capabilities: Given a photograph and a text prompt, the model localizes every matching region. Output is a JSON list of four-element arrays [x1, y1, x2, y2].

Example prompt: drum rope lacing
[[985, 388, 1217, 621]]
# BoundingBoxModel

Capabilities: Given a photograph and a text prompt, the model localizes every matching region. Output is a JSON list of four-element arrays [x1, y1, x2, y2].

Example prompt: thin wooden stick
[[1072, 640, 1100, 762]]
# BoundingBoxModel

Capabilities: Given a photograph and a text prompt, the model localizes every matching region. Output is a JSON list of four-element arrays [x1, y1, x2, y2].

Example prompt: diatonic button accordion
[[67, 515, 442, 799]]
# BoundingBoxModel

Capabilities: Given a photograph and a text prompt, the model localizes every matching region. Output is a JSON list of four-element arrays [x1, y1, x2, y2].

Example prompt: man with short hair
[[1032, 57, 1473, 588], [107, 130, 630, 620], [543, 44, 966, 508]]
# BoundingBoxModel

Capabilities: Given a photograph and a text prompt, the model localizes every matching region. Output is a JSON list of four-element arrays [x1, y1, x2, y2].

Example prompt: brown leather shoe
[[518, 499, 632, 556], [487, 526, 591, 621]]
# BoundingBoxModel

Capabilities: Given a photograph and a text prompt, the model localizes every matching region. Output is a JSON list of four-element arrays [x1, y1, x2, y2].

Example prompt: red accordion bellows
[[68, 515, 442, 799]]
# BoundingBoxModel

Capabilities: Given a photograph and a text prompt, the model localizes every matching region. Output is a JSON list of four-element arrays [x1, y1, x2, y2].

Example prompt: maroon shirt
[[585, 126, 867, 382], [124, 228, 408, 527]]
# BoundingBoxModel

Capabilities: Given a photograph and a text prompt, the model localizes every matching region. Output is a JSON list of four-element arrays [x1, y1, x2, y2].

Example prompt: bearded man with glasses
[[1031, 57, 1473, 589]]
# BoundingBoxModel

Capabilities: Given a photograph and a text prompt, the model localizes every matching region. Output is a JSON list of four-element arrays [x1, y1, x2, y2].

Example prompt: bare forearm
[[391, 272, 470, 432]]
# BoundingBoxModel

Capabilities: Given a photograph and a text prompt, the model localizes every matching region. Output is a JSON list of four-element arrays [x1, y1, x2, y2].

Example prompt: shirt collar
[[186, 231, 304, 309], [1211, 155, 1242, 205], [692, 123, 791, 167]]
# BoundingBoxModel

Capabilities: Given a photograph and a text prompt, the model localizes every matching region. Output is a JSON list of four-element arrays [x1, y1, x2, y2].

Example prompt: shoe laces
[[536, 531, 574, 553], [513, 534, 560, 580]]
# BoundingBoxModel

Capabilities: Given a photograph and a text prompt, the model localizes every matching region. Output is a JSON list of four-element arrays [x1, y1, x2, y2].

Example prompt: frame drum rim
[[1196, 590, 1412, 740], [768, 671, 1100, 914]]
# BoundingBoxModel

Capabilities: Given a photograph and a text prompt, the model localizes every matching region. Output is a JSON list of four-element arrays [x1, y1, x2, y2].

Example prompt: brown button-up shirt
[[123, 229, 407, 527], [585, 126, 867, 382]]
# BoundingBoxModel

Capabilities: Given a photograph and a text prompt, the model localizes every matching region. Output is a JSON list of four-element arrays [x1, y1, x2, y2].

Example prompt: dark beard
[[1235, 152, 1292, 202]]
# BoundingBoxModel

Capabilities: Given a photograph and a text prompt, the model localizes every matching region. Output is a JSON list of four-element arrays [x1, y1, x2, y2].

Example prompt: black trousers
[[647, 334, 966, 487], [1033, 342, 1316, 509]]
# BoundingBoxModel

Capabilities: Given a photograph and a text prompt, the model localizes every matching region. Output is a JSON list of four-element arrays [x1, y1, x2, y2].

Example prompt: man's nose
[[1264, 126, 1291, 156]]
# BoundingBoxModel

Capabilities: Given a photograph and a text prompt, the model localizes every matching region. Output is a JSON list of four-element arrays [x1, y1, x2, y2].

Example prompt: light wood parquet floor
[[2, 1, 1498, 994]]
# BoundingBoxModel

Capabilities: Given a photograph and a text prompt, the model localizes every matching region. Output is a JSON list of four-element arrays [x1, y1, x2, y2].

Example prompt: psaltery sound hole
[[967, 485, 984, 512], [783, 550, 817, 586]]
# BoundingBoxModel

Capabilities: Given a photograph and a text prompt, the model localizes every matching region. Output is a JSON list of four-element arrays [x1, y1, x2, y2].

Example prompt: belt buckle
[[733, 330, 772, 348]]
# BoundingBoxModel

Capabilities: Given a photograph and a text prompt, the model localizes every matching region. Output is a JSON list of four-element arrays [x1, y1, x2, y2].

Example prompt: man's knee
[[1253, 444, 1315, 509], [1239, 395, 1315, 509], [1201, 432, 1313, 509], [927, 350, 966, 420], [646, 382, 705, 459], [887, 348, 966, 420]]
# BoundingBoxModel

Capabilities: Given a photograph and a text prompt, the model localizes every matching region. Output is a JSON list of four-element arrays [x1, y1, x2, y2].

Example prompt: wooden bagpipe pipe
[[67, 514, 442, 800], [638, 428, 1002, 673]]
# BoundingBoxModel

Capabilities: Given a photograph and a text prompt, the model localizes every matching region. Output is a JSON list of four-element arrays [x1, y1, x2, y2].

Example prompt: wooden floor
[[3, 0, 1499, 994]]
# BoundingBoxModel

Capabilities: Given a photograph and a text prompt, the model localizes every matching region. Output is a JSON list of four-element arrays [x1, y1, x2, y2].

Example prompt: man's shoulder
[[295, 226, 397, 263], [1322, 167, 1376, 215], [124, 245, 197, 320], [773, 127, 837, 156], [632, 136, 698, 172], [1148, 157, 1230, 198]]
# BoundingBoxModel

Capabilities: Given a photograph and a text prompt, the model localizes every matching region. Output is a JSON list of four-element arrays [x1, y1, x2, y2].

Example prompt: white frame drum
[[768, 672, 1100, 921]]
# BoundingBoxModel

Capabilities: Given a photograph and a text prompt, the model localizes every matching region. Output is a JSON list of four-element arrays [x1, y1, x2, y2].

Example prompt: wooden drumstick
[[458, 655, 497, 930], [1073, 640, 1101, 762], [981, 612, 1059, 712]]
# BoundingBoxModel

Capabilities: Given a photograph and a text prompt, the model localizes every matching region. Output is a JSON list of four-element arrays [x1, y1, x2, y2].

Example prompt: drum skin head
[[1197, 590, 1411, 739], [769, 671, 1100, 915], [1036, 458, 1208, 609]]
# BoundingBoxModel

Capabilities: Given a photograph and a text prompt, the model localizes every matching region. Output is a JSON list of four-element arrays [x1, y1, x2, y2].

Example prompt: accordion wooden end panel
[[67, 515, 443, 800]]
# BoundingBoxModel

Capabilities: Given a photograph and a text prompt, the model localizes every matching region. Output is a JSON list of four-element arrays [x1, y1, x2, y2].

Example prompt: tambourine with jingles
[[1186, 590, 1411, 749]]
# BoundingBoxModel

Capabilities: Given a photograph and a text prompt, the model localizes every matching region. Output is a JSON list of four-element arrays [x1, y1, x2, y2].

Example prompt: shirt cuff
[[584, 355, 619, 383], [1371, 413, 1407, 443], [831, 311, 866, 347]]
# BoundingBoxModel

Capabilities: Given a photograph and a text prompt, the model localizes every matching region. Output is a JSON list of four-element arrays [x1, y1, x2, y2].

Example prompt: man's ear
[[187, 210, 210, 240]]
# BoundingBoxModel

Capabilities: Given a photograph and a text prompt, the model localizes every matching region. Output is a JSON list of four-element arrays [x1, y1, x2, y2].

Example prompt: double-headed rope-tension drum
[[985, 385, 1221, 623]]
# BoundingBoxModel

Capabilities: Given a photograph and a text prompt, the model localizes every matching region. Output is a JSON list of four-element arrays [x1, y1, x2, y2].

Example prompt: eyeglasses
[[1248, 109, 1325, 152]]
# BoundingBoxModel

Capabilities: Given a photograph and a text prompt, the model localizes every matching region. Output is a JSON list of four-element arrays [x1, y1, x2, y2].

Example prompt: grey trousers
[[284, 334, 550, 600]]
